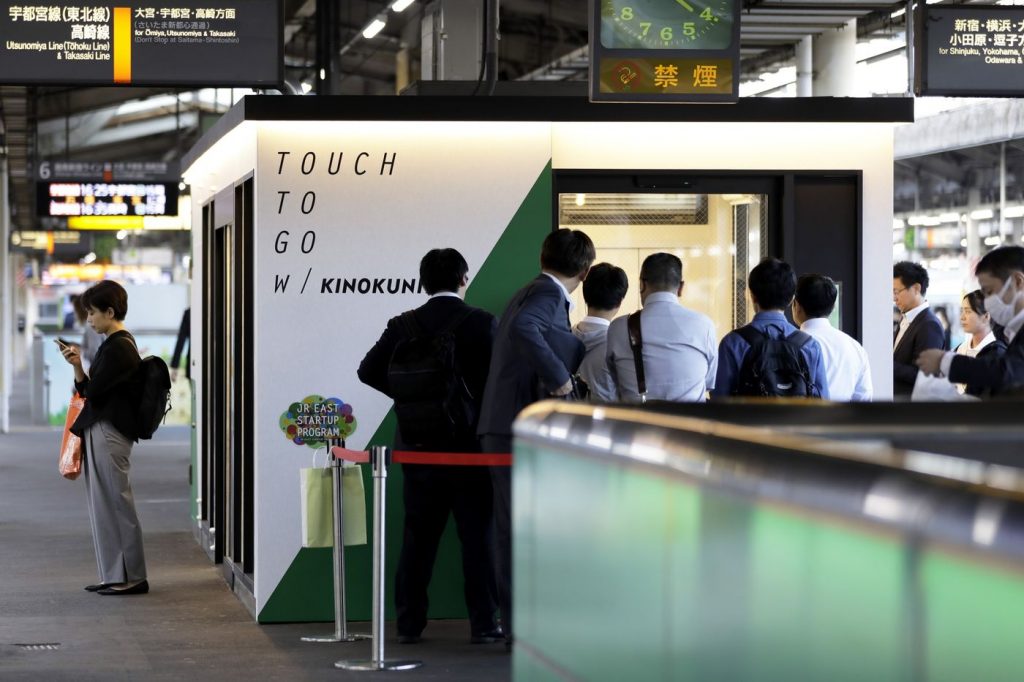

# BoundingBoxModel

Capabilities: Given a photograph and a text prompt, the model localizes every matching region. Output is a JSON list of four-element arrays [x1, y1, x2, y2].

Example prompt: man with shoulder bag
[[358, 248, 502, 646], [606, 253, 718, 403]]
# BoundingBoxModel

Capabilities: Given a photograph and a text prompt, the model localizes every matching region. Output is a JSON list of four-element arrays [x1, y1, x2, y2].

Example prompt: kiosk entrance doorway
[[557, 174, 775, 333], [556, 171, 862, 339]]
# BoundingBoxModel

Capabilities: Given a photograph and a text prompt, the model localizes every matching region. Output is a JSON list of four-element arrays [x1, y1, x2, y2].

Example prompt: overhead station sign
[[38, 159, 177, 182], [0, 0, 281, 87], [589, 0, 742, 102], [36, 158, 179, 217], [38, 180, 178, 216], [916, 5, 1024, 96]]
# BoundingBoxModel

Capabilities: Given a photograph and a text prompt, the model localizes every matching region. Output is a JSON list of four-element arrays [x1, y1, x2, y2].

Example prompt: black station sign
[[38, 159, 178, 182], [589, 0, 742, 103], [37, 180, 178, 217], [0, 0, 281, 87], [916, 5, 1024, 97]]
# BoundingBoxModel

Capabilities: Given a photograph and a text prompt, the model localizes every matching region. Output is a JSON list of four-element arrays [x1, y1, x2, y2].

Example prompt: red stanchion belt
[[330, 447, 371, 464], [330, 447, 512, 467]]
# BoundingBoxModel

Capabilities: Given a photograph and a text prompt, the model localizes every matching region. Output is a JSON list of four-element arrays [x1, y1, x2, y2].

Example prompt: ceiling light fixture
[[391, 0, 416, 12], [362, 16, 387, 39]]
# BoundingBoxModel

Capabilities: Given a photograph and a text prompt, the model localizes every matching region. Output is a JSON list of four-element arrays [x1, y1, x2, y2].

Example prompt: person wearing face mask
[[917, 246, 1024, 396], [950, 290, 1006, 395], [892, 261, 946, 398]]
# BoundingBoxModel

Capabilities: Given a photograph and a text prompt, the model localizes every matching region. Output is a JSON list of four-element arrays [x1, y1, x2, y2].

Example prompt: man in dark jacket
[[917, 246, 1024, 396], [893, 261, 946, 398], [477, 228, 595, 648], [357, 248, 501, 645]]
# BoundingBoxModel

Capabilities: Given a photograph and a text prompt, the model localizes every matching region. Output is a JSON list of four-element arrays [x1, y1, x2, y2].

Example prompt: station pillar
[[420, 0, 483, 81], [812, 18, 858, 96], [796, 37, 812, 97]]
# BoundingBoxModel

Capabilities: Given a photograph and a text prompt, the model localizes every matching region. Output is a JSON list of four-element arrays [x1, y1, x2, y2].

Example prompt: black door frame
[[199, 175, 256, 579]]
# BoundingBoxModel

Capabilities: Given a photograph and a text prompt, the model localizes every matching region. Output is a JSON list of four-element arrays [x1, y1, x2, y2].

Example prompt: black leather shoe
[[97, 580, 149, 595], [397, 634, 421, 644], [84, 583, 112, 592], [471, 628, 505, 644]]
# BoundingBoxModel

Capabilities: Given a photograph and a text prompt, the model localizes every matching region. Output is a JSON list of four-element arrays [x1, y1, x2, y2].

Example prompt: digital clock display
[[600, 0, 735, 51]]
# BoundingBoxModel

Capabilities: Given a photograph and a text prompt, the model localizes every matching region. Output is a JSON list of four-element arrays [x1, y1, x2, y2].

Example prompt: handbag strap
[[627, 311, 647, 402]]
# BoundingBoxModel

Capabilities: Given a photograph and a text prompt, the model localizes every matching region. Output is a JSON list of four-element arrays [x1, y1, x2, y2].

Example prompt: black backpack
[[387, 308, 475, 449], [733, 325, 819, 398], [135, 355, 172, 439]]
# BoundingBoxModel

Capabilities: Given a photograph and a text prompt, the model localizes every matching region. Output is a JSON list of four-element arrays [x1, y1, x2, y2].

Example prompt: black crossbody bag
[[627, 311, 647, 403]]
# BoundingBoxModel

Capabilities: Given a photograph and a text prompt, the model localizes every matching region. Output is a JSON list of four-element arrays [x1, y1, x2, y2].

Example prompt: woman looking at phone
[[58, 280, 149, 595]]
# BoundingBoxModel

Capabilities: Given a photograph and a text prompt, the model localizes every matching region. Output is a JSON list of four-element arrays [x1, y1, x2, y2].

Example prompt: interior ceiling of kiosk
[[559, 193, 711, 226]]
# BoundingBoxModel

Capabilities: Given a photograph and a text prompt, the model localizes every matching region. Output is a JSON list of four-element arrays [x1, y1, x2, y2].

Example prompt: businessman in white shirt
[[606, 253, 718, 402], [792, 274, 873, 401]]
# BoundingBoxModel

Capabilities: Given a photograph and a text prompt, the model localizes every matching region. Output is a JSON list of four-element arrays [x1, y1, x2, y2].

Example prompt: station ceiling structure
[[0, 0, 946, 233]]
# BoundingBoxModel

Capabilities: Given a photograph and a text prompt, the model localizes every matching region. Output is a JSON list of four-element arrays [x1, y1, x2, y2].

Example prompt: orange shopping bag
[[59, 392, 86, 480]]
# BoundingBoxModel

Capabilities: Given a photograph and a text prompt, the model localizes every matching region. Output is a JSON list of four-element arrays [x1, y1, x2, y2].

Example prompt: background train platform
[[0, 374, 509, 681]]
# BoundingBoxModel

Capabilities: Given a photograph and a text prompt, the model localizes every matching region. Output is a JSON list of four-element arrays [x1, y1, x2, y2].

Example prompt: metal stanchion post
[[302, 437, 369, 643], [336, 446, 422, 672]]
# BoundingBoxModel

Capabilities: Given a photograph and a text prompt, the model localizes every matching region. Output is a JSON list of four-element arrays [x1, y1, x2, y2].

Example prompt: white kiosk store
[[181, 95, 912, 623]]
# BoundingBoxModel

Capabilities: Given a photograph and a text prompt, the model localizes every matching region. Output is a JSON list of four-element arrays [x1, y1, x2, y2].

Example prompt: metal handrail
[[514, 401, 1024, 562]]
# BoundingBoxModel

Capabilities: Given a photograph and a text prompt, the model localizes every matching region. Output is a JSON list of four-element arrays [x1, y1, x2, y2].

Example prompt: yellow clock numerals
[[620, 6, 634, 20], [701, 7, 717, 23]]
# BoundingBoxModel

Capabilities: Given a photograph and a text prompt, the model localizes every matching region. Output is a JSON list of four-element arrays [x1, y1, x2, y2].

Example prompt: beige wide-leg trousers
[[83, 420, 147, 584]]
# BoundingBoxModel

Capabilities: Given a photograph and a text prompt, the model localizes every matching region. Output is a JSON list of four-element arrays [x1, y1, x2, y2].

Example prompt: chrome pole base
[[301, 632, 371, 643], [334, 659, 422, 671]]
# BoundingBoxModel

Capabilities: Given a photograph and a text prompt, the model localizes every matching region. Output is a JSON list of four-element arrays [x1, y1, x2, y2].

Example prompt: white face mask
[[984, 276, 1019, 326]]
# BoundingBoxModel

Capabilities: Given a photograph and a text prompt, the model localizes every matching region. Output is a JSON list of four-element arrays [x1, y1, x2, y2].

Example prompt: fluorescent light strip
[[362, 17, 386, 39], [391, 0, 416, 11]]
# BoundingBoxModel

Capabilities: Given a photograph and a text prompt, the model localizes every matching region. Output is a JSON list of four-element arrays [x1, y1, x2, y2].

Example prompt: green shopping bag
[[300, 451, 367, 548]]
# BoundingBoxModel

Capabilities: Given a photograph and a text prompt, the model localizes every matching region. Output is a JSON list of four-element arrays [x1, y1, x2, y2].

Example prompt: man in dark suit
[[893, 261, 946, 398], [170, 308, 190, 382], [917, 246, 1024, 396], [357, 248, 502, 645], [477, 228, 595, 648]]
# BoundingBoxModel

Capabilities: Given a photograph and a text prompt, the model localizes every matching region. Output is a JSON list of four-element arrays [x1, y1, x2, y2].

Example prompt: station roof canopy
[[3, 0, 914, 231]]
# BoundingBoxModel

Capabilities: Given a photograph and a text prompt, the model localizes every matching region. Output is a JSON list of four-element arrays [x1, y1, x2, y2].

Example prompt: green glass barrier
[[512, 407, 1024, 682]]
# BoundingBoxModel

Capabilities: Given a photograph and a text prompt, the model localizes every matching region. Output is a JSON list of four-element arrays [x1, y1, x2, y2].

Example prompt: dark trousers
[[395, 463, 497, 637], [481, 434, 513, 638]]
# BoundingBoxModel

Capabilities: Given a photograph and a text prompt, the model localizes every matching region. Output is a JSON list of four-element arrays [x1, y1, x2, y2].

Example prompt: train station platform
[[0, 376, 509, 681]]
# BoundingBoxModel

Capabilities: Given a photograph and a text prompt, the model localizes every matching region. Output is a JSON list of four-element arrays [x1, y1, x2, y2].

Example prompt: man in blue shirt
[[712, 257, 830, 399]]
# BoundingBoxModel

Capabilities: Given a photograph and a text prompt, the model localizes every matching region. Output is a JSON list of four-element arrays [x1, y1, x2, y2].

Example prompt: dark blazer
[[357, 295, 497, 449], [949, 331, 1024, 397], [170, 308, 191, 380], [71, 330, 141, 441], [893, 307, 945, 396], [477, 275, 585, 438]]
